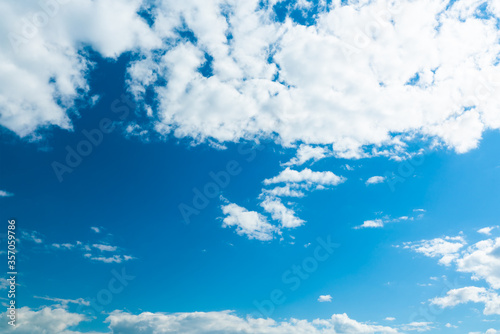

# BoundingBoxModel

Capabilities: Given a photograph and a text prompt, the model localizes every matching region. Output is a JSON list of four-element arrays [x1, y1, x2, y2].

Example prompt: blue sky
[[1, 0, 500, 333]]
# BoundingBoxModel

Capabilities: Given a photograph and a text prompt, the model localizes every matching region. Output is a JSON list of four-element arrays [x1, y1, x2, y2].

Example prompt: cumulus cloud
[[431, 286, 500, 315], [260, 196, 305, 228], [455, 237, 500, 289], [478, 226, 498, 235], [0, 307, 400, 333], [406, 234, 500, 315], [0, 0, 159, 138], [408, 235, 500, 289], [283, 144, 330, 166], [2, 0, 500, 157], [404, 235, 466, 265], [0, 306, 86, 334], [318, 294, 333, 302], [263, 168, 346, 187], [365, 176, 386, 185], [105, 310, 399, 334], [221, 202, 276, 241], [123, 0, 500, 157], [356, 219, 384, 229]]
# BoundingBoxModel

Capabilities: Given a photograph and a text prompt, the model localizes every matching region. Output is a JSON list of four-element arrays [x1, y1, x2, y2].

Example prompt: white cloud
[[263, 168, 346, 187], [262, 184, 306, 198], [52, 243, 74, 249], [355, 211, 423, 229], [0, 306, 86, 334], [478, 226, 498, 235], [385, 317, 396, 321], [34, 296, 89, 307], [2, 0, 500, 157], [89, 254, 134, 263], [365, 176, 386, 185], [431, 286, 500, 315], [221, 202, 276, 241], [0, 190, 13, 197], [0, 307, 400, 334], [283, 145, 330, 166], [90, 226, 101, 233], [260, 196, 305, 228], [122, 0, 500, 158], [404, 235, 466, 265], [105, 310, 399, 334], [21, 230, 43, 244], [455, 237, 500, 289], [92, 243, 117, 252], [318, 294, 332, 302], [0, 0, 159, 138], [399, 322, 433, 332], [356, 219, 384, 229]]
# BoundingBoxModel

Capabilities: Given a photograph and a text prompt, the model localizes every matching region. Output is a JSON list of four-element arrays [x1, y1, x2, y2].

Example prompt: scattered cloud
[[0, 190, 13, 197], [365, 176, 386, 186], [478, 226, 499, 235], [221, 202, 276, 241], [355, 210, 424, 229], [104, 310, 400, 334], [93, 244, 117, 252], [87, 254, 134, 264], [318, 295, 332, 302], [0, 307, 400, 333], [264, 168, 346, 187], [90, 226, 101, 234], [52, 243, 74, 250], [260, 196, 305, 228], [355, 219, 384, 229], [283, 145, 330, 166], [431, 286, 500, 315], [404, 235, 466, 266], [20, 230, 43, 244], [385, 317, 396, 321], [34, 296, 89, 308]]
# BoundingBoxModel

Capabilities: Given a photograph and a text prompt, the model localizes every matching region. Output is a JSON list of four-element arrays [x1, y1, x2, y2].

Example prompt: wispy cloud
[[0, 190, 13, 197], [365, 176, 386, 186]]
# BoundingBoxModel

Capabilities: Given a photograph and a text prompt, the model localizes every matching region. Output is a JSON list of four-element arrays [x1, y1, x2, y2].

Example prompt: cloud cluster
[[0, 0, 159, 138], [355, 209, 424, 229], [221, 202, 276, 241], [406, 232, 500, 316], [0, 306, 399, 334], [222, 166, 345, 240], [125, 0, 500, 157], [2, 0, 500, 159]]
